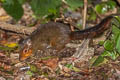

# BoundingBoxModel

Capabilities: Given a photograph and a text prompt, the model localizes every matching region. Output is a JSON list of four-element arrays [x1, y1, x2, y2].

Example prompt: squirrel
[[19, 14, 119, 60]]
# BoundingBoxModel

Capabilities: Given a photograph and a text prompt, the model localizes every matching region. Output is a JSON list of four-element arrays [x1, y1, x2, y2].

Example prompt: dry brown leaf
[[0, 40, 7, 45], [41, 58, 59, 70]]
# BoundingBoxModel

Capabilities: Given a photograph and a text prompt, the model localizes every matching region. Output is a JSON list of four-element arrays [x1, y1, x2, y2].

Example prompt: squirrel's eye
[[23, 48, 29, 53]]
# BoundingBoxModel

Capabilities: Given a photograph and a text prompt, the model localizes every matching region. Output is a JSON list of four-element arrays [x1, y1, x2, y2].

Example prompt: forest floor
[[0, 4, 120, 80]]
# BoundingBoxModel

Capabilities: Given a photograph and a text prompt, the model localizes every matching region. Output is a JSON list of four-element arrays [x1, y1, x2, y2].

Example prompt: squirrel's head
[[19, 38, 32, 61]]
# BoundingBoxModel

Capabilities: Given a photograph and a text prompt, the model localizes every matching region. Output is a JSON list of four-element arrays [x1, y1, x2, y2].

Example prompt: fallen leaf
[[0, 40, 7, 45], [42, 58, 59, 70], [4, 42, 18, 48]]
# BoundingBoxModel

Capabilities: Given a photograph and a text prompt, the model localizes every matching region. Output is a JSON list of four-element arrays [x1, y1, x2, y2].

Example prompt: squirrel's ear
[[18, 37, 32, 49], [18, 38, 24, 44]]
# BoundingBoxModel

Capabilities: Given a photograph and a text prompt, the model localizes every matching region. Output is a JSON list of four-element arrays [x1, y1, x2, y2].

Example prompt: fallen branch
[[0, 21, 36, 35]]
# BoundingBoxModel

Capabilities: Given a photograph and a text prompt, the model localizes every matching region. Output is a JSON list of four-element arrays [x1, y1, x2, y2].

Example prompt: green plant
[[0, 0, 85, 21], [95, 0, 116, 14], [92, 16, 120, 66]]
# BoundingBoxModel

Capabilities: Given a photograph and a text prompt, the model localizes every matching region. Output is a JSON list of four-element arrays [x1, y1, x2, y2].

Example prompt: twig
[[82, 0, 87, 29], [72, 0, 91, 62]]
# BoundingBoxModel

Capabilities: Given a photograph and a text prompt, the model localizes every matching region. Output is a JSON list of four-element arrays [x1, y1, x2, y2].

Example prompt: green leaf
[[107, 0, 116, 9], [101, 51, 111, 57], [89, 56, 98, 67], [112, 16, 120, 30], [115, 16, 120, 22], [111, 25, 120, 41], [2, 0, 23, 21], [26, 71, 33, 76], [112, 25, 120, 35], [104, 40, 114, 51], [89, 13, 96, 21], [66, 0, 83, 10], [18, 0, 26, 4], [92, 56, 108, 66], [72, 67, 80, 72], [30, 65, 37, 72], [0, 0, 5, 2], [102, 50, 118, 60], [40, 56, 53, 60], [0, 45, 14, 52], [110, 51, 119, 60], [95, 0, 116, 14], [98, 41, 104, 46], [30, 0, 61, 18], [95, 4, 107, 14], [116, 33, 120, 54], [88, 9, 97, 21], [65, 63, 73, 69]]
